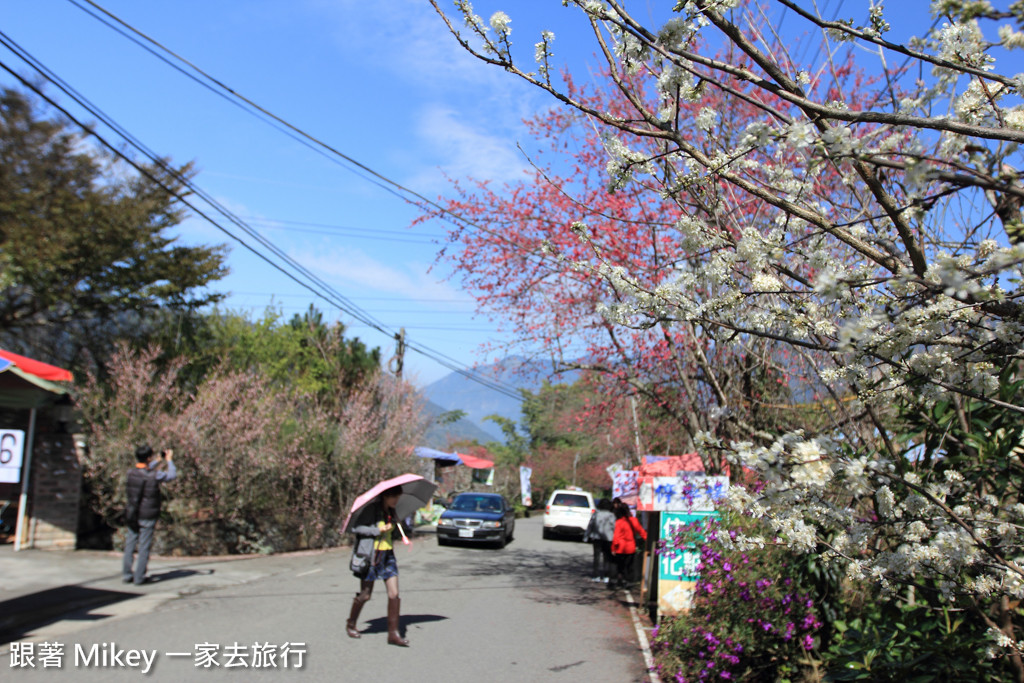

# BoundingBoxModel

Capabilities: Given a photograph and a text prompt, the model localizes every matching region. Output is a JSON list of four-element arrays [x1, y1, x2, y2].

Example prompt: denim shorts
[[365, 549, 398, 581]]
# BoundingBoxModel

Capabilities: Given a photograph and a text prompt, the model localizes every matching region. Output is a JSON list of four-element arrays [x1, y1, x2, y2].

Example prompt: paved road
[[5, 516, 652, 682]]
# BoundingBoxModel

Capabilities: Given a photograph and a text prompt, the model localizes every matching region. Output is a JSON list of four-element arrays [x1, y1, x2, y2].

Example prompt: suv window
[[551, 493, 591, 508]]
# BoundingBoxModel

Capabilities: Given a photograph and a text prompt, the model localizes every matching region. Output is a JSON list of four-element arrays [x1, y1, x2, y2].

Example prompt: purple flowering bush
[[651, 516, 824, 682]]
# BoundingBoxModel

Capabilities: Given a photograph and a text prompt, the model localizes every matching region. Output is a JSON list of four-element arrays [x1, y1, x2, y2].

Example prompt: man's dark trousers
[[123, 519, 156, 584]]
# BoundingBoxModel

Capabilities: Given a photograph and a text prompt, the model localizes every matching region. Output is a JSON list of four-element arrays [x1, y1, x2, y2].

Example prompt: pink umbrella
[[342, 473, 437, 535]]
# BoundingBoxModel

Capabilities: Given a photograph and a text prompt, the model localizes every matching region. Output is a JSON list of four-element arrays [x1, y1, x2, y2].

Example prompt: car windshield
[[552, 493, 590, 508], [451, 496, 502, 513]]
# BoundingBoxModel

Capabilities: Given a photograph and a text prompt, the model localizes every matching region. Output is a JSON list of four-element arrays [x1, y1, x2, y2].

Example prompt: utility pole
[[388, 328, 406, 380], [630, 396, 643, 465]]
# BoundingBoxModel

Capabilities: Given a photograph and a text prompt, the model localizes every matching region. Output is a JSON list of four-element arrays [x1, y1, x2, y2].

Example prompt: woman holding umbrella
[[346, 485, 412, 646]]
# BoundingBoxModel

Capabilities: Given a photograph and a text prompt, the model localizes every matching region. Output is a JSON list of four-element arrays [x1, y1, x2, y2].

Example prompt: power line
[[57, 0, 574, 401], [239, 216, 446, 244], [37, 0, 600, 399], [64, 0, 572, 280], [56, 0, 632, 401], [230, 291, 474, 303], [0, 34, 528, 402], [64, 0, 475, 235]]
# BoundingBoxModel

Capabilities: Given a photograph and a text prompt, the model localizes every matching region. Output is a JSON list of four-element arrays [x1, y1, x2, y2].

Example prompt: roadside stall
[[412, 447, 495, 523], [613, 454, 729, 621], [0, 349, 77, 550]]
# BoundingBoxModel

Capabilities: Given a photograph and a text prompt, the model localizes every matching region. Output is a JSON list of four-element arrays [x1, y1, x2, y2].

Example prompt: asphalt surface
[[0, 539, 327, 646], [1, 517, 658, 682]]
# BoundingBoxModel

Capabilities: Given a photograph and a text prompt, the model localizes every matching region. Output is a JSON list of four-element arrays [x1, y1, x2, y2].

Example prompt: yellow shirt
[[374, 521, 394, 551]]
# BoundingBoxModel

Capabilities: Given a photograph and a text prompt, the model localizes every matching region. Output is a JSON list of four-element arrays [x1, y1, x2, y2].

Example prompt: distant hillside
[[422, 356, 559, 441], [419, 398, 497, 449]]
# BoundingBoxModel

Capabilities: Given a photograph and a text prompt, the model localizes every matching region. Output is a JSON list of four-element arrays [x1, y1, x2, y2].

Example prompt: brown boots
[[347, 593, 408, 646], [387, 597, 409, 647], [346, 593, 368, 639]]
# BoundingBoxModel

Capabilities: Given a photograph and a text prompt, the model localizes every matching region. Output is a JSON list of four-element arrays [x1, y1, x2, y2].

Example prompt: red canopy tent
[[636, 453, 731, 478], [0, 349, 74, 382], [0, 349, 74, 412], [0, 349, 74, 551], [454, 452, 494, 469], [637, 453, 705, 476]]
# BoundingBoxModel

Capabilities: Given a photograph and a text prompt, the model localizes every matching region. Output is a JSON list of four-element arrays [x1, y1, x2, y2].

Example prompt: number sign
[[0, 429, 25, 483]]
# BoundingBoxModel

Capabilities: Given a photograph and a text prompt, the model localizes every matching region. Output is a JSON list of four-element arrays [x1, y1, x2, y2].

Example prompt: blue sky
[[2, 1, 996, 390], [1, 0, 590, 388]]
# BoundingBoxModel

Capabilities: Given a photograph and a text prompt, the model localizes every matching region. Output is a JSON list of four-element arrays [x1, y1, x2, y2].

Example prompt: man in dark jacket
[[122, 444, 177, 585]]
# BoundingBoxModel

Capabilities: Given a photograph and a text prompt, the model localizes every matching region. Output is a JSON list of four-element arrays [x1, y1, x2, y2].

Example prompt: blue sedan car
[[436, 493, 516, 548]]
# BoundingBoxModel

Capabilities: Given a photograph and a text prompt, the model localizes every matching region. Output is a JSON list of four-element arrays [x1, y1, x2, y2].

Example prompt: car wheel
[[542, 528, 551, 540], [496, 531, 507, 549], [507, 525, 514, 542], [437, 537, 449, 546]]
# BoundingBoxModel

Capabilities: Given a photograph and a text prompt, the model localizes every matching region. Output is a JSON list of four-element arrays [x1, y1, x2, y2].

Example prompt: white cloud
[[308, 0, 503, 89], [299, 244, 471, 304], [407, 104, 529, 190], [302, 0, 552, 197]]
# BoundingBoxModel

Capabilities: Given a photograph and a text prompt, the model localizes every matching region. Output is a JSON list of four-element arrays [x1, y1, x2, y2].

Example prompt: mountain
[[422, 356, 557, 442], [419, 398, 498, 449]]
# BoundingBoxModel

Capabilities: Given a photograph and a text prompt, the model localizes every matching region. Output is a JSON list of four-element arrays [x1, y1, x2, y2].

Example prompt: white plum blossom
[[489, 11, 511, 35], [821, 124, 855, 156], [534, 30, 554, 68], [752, 272, 783, 292], [739, 121, 774, 148], [1000, 24, 1024, 49], [935, 20, 994, 71], [658, 17, 701, 48], [786, 120, 815, 149], [437, 0, 1024, 638], [696, 107, 718, 132]]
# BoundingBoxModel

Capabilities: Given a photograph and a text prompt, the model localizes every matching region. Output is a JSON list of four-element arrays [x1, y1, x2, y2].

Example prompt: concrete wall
[[27, 430, 82, 549]]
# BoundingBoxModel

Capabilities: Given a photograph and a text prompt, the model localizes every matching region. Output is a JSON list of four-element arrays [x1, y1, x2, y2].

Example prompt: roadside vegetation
[[0, 88, 424, 555], [429, 0, 1024, 678], [7, 0, 1024, 674]]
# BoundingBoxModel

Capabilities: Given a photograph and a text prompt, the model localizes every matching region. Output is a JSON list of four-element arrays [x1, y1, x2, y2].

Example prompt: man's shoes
[[122, 577, 133, 584], [133, 577, 153, 585]]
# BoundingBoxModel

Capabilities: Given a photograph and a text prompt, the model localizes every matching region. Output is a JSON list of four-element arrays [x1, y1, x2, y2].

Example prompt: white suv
[[543, 489, 596, 540]]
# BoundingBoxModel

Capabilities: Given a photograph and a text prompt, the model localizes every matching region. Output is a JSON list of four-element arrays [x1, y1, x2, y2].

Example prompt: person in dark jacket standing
[[584, 499, 615, 583], [122, 444, 177, 585]]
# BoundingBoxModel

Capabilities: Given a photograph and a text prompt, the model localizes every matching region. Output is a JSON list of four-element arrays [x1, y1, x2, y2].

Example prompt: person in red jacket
[[611, 501, 646, 588]]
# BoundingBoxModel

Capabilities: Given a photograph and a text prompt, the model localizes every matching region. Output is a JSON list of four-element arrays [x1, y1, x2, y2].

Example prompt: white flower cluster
[[489, 11, 511, 36], [611, 26, 647, 75], [439, 0, 1024, 614], [534, 30, 555, 70], [695, 107, 718, 132], [724, 431, 1024, 602], [456, 0, 485, 34], [657, 16, 703, 50], [1000, 24, 1024, 49], [955, 79, 1007, 124], [864, 2, 890, 38], [601, 132, 653, 191], [786, 120, 815, 149], [934, 20, 994, 71]]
